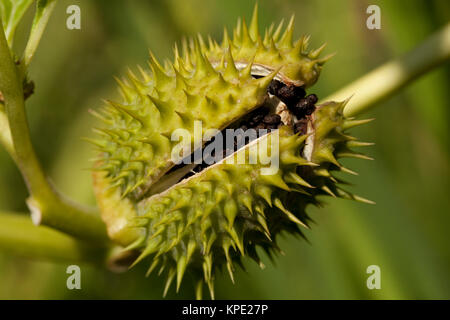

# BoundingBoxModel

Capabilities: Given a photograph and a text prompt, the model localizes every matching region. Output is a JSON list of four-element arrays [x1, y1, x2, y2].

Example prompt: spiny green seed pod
[[91, 5, 373, 299]]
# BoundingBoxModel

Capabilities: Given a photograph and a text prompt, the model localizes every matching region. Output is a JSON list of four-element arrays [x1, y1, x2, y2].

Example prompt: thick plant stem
[[0, 212, 108, 263], [324, 23, 450, 117], [0, 19, 49, 200], [0, 19, 108, 243]]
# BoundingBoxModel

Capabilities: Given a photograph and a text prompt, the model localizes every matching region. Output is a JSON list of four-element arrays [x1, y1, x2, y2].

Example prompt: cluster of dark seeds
[[268, 79, 318, 134], [170, 106, 283, 179], [189, 108, 281, 175], [168, 79, 318, 182]]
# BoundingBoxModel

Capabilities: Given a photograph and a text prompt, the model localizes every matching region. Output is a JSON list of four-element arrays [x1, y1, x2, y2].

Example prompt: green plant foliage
[[0, 0, 33, 46]]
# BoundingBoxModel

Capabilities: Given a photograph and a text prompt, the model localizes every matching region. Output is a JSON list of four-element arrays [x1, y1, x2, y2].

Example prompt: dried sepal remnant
[[91, 5, 373, 299]]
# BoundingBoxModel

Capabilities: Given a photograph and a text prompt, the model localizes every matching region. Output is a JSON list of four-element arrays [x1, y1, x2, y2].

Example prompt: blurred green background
[[0, 0, 449, 299]]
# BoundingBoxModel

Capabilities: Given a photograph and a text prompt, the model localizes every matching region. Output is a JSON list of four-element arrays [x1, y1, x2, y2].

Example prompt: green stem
[[0, 17, 47, 196], [0, 103, 15, 161], [23, 0, 58, 68], [323, 23, 450, 117], [0, 212, 108, 263], [0, 18, 108, 243]]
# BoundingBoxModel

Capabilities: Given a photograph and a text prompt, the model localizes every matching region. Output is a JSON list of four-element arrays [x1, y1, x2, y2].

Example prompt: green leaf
[[0, 0, 33, 46]]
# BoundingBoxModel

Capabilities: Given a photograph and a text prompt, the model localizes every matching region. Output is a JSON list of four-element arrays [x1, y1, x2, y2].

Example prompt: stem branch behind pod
[[324, 23, 450, 117]]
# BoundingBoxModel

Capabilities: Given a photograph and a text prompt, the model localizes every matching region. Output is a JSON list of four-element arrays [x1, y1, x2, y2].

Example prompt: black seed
[[277, 84, 306, 106], [293, 97, 317, 118], [253, 114, 265, 123], [268, 80, 284, 95], [304, 104, 316, 116], [263, 114, 281, 125], [294, 86, 307, 99], [299, 98, 309, 107], [277, 86, 297, 106], [306, 94, 318, 104], [293, 98, 308, 117], [248, 108, 268, 126]]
